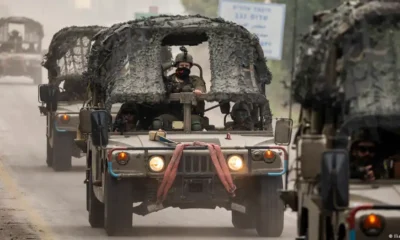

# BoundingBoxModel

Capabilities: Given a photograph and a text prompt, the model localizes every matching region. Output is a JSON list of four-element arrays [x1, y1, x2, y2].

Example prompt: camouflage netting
[[42, 25, 106, 83], [293, 0, 400, 116], [86, 15, 272, 120], [0, 16, 44, 40]]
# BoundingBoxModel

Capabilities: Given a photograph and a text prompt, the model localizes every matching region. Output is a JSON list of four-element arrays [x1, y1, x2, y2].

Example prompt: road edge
[[0, 159, 55, 240]]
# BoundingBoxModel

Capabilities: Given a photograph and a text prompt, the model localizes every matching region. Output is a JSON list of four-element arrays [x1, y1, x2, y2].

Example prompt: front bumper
[[107, 146, 288, 178]]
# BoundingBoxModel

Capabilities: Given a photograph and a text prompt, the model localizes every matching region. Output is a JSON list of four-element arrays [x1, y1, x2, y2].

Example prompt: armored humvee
[[78, 15, 293, 237], [0, 16, 44, 84], [38, 25, 108, 171], [280, 1, 400, 239]]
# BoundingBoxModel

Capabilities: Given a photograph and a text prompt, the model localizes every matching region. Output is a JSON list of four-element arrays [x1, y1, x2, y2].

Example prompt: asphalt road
[[0, 77, 297, 240]]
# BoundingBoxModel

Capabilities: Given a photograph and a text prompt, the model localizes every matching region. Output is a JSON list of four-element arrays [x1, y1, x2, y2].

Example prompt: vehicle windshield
[[57, 80, 87, 102], [111, 41, 269, 133], [0, 22, 41, 54]]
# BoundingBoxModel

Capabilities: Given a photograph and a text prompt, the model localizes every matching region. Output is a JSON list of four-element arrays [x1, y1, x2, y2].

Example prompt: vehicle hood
[[56, 103, 82, 113], [350, 184, 400, 217], [107, 133, 275, 149]]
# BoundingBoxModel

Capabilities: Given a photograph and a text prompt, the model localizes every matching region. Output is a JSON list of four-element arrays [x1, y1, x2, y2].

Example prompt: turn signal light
[[360, 213, 385, 237], [116, 152, 129, 165], [263, 150, 276, 163], [60, 114, 70, 123]]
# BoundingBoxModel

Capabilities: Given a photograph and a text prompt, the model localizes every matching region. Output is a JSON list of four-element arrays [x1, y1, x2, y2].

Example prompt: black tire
[[298, 207, 308, 236], [104, 169, 133, 236], [51, 129, 73, 171], [255, 176, 285, 237], [231, 211, 255, 229], [46, 139, 53, 167], [88, 164, 104, 228]]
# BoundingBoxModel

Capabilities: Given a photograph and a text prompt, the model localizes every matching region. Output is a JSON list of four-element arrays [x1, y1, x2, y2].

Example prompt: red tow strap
[[156, 142, 237, 203]]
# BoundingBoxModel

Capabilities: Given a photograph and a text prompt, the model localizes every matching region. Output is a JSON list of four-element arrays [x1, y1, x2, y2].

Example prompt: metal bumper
[[106, 145, 288, 179]]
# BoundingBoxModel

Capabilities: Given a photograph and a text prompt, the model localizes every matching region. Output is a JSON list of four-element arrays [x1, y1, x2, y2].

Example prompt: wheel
[[104, 169, 133, 236], [46, 138, 53, 167], [255, 176, 284, 237], [51, 128, 73, 171], [88, 158, 104, 228], [231, 210, 255, 229], [31, 67, 42, 85]]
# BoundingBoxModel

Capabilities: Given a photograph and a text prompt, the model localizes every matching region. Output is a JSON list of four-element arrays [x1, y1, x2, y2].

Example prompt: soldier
[[349, 128, 388, 180], [152, 47, 206, 131], [8, 30, 23, 52], [225, 101, 254, 130], [113, 102, 139, 132]]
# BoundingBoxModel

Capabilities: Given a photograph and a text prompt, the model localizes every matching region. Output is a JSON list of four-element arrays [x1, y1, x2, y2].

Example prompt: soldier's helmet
[[174, 53, 193, 66], [10, 30, 19, 36], [231, 101, 252, 122], [119, 102, 137, 115], [350, 128, 378, 151], [174, 46, 193, 67]]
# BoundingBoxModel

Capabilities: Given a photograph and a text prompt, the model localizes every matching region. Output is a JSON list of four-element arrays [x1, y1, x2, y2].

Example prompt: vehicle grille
[[178, 154, 214, 173]]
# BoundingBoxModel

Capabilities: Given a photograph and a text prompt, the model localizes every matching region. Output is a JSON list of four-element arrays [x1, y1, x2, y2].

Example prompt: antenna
[[179, 46, 188, 61]]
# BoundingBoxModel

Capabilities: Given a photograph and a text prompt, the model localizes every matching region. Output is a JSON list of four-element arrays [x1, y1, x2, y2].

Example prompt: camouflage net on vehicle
[[293, 0, 400, 116], [0, 16, 44, 41], [86, 15, 272, 125], [42, 25, 106, 83]]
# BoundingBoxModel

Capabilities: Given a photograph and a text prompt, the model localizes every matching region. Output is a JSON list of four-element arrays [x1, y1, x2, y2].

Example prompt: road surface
[[0, 77, 297, 240]]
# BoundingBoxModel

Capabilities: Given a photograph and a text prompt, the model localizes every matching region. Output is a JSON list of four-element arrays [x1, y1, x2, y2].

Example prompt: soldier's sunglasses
[[357, 146, 376, 153]]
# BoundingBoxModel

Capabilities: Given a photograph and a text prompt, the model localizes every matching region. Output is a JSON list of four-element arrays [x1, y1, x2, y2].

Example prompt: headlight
[[227, 155, 243, 171], [59, 114, 70, 123], [149, 156, 165, 172], [263, 150, 276, 163], [116, 152, 129, 165], [360, 213, 385, 237]]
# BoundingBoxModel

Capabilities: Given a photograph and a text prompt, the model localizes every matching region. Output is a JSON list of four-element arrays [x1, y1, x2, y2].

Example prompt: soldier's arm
[[192, 76, 206, 93]]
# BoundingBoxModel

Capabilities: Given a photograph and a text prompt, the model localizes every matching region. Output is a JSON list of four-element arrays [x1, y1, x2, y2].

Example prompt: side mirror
[[219, 102, 230, 114], [274, 118, 293, 145], [90, 110, 110, 147], [320, 150, 349, 210], [79, 108, 92, 134], [38, 83, 59, 112]]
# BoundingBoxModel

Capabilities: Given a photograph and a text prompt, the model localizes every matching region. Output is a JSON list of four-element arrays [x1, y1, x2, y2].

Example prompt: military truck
[[38, 25, 107, 171], [77, 15, 293, 237], [0, 16, 44, 84], [279, 1, 400, 239]]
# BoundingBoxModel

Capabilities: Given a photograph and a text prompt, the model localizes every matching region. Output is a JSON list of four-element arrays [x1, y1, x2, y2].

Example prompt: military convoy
[[279, 0, 400, 239], [66, 15, 294, 237], [38, 25, 107, 171], [0, 16, 44, 84]]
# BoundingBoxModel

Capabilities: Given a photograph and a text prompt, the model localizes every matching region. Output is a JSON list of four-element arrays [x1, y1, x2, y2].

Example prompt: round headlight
[[227, 155, 244, 171], [149, 156, 165, 172], [59, 114, 70, 123], [116, 152, 129, 165]]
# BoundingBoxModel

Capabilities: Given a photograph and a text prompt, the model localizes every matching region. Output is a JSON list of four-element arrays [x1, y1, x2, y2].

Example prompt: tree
[[180, 0, 266, 17]]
